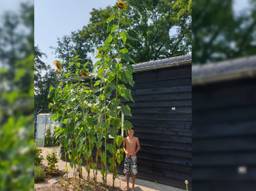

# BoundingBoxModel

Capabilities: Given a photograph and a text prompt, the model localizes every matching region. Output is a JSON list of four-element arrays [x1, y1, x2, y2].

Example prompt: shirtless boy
[[123, 128, 141, 191]]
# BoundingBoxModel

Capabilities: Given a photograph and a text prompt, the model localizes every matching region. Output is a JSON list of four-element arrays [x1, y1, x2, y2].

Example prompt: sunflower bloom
[[53, 60, 62, 72], [80, 70, 89, 78], [116, 0, 128, 10]]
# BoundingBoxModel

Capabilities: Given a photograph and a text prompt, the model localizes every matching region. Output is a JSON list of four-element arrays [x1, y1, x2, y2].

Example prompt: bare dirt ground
[[35, 147, 186, 191]]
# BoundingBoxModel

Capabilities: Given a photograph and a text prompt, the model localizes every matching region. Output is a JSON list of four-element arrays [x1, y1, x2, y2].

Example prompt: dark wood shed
[[131, 55, 192, 189], [193, 56, 256, 191]]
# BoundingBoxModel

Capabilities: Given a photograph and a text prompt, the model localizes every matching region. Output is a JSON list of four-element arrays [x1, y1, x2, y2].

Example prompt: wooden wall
[[131, 64, 192, 189], [193, 77, 256, 191]]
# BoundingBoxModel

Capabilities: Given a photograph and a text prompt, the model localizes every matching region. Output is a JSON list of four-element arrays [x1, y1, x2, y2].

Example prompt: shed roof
[[192, 55, 256, 85], [133, 54, 191, 73], [64, 55, 192, 83]]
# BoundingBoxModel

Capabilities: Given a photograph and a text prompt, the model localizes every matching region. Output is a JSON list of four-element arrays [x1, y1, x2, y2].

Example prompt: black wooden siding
[[131, 64, 192, 189], [193, 77, 256, 191]]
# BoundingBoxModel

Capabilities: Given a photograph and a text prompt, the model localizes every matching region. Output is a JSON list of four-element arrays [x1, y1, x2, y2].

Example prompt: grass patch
[[35, 165, 46, 183]]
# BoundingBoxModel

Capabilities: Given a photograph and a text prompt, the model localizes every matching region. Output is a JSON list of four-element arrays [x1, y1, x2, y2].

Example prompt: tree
[[193, 0, 256, 64], [34, 47, 57, 113], [0, 1, 34, 190], [55, 0, 192, 68], [55, 32, 93, 73]]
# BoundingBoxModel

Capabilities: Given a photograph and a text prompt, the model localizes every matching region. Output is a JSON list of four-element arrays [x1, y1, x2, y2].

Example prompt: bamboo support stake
[[121, 112, 124, 137]]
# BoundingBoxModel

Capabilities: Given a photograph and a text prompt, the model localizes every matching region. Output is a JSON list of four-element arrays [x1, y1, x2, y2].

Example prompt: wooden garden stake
[[185, 180, 189, 191]]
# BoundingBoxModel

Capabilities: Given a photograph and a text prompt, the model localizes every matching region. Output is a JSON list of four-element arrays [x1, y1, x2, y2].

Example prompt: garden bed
[[36, 177, 123, 191], [35, 147, 186, 191], [57, 177, 123, 191], [35, 147, 124, 190]]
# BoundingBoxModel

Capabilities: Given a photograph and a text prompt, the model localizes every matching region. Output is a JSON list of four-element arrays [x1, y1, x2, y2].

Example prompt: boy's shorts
[[123, 155, 138, 176]]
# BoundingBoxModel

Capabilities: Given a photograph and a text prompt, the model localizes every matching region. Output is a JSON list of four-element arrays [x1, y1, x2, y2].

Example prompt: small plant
[[45, 128, 52, 147], [35, 147, 43, 166], [34, 165, 46, 183], [46, 152, 58, 172]]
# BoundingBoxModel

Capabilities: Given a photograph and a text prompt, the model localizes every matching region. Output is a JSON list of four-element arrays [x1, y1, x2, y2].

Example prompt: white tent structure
[[35, 113, 58, 146]]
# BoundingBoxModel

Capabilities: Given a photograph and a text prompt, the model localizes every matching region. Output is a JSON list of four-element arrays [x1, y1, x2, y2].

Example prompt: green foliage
[[0, 117, 34, 190], [35, 148, 43, 166], [0, 1, 34, 190], [35, 47, 57, 113], [55, 0, 191, 68], [193, 0, 256, 63], [46, 152, 58, 172], [44, 128, 52, 147], [44, 127, 59, 147], [52, 127, 60, 146], [49, 2, 133, 187], [34, 166, 46, 183]]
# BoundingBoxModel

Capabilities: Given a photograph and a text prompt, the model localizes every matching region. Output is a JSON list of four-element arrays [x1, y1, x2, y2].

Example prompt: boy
[[123, 128, 141, 191]]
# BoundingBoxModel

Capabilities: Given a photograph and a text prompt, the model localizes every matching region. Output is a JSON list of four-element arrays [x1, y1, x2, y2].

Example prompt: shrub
[[34, 165, 45, 183], [44, 128, 52, 147], [46, 152, 58, 172], [35, 148, 43, 166]]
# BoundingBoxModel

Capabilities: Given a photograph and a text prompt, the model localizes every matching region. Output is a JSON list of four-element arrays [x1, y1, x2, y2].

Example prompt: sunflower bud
[[116, 0, 128, 10], [80, 70, 89, 78], [53, 60, 62, 72]]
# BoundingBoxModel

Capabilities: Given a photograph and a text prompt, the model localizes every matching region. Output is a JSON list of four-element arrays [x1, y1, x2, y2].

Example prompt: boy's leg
[[126, 174, 130, 190], [131, 156, 138, 190], [124, 156, 130, 190], [132, 175, 136, 190]]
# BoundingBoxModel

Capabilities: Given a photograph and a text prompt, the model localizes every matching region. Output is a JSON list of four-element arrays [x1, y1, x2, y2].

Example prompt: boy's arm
[[135, 138, 141, 154], [123, 138, 128, 155]]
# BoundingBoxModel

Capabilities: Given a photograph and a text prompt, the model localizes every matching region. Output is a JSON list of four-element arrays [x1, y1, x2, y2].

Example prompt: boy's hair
[[128, 128, 134, 131]]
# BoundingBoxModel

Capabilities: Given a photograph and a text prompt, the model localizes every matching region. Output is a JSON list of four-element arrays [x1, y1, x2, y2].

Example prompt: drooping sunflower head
[[53, 60, 62, 72], [116, 0, 128, 10], [80, 70, 89, 78]]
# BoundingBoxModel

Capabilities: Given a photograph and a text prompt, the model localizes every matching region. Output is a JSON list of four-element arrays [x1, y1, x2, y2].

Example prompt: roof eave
[[133, 55, 191, 73], [192, 55, 256, 85]]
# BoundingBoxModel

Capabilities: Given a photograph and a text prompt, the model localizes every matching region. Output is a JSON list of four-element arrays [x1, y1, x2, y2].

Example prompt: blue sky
[[35, 0, 116, 65], [0, 0, 250, 65], [0, 0, 21, 13], [233, 0, 251, 16], [34, 0, 250, 65]]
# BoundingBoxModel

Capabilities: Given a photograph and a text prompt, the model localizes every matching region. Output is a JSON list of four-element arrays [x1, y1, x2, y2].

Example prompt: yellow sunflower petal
[[116, 0, 128, 10], [53, 60, 62, 72]]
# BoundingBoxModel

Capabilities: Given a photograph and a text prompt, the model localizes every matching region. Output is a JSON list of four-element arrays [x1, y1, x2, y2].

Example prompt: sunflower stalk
[[49, 1, 133, 189]]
